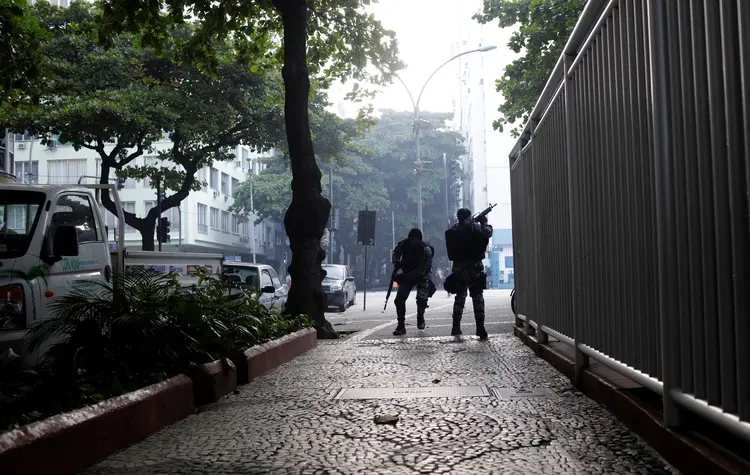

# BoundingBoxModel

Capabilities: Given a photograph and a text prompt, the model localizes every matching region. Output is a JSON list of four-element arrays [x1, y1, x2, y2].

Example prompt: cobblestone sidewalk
[[84, 313, 679, 474]]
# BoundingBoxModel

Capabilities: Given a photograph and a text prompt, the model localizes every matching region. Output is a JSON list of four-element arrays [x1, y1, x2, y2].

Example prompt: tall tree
[[7, 2, 284, 250], [474, 0, 584, 136], [0, 0, 46, 108], [95, 0, 403, 337]]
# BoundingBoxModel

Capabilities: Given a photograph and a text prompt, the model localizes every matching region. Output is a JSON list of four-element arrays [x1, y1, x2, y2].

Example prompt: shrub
[[0, 267, 311, 431]]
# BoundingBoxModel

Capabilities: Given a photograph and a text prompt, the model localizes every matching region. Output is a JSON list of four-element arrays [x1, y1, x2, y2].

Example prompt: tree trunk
[[273, 0, 336, 339]]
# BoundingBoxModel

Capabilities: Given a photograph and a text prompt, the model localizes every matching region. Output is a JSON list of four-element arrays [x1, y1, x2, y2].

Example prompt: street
[[326, 289, 516, 339], [84, 289, 678, 474]]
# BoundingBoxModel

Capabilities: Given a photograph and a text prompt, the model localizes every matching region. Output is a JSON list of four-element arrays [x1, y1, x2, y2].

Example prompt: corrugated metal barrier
[[509, 0, 750, 441]]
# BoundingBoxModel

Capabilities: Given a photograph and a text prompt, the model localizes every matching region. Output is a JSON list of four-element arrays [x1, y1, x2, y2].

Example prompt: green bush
[[0, 267, 311, 432]]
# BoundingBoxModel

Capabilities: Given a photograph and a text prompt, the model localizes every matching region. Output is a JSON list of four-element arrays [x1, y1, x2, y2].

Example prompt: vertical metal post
[[178, 205, 182, 251], [564, 54, 589, 384], [415, 108, 423, 232], [328, 167, 333, 264], [529, 120, 547, 343], [363, 205, 369, 311], [443, 152, 450, 227], [3, 129, 10, 174], [391, 209, 396, 249], [156, 176, 163, 252], [250, 171, 256, 263], [648, 0, 680, 427]]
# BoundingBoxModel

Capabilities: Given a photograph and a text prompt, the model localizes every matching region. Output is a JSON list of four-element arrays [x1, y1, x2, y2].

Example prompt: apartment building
[[10, 133, 276, 262]]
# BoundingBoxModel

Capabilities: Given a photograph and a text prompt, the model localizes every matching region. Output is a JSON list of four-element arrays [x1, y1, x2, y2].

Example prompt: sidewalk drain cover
[[333, 386, 490, 400], [491, 388, 558, 400]]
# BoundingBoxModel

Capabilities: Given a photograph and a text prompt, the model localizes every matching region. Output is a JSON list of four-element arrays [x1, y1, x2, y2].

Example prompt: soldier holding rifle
[[443, 206, 494, 340], [386, 228, 435, 336]]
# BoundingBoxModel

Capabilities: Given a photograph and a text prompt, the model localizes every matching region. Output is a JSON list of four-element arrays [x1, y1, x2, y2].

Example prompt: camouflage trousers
[[394, 277, 431, 322], [451, 261, 485, 322]]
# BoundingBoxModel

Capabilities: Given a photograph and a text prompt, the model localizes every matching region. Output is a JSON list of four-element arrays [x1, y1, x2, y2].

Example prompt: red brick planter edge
[[231, 327, 317, 385], [0, 328, 318, 475], [0, 375, 194, 475]]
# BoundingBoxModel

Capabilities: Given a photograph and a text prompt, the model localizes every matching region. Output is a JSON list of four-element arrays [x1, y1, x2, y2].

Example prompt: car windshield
[[223, 265, 260, 289], [0, 191, 46, 259], [322, 266, 345, 280]]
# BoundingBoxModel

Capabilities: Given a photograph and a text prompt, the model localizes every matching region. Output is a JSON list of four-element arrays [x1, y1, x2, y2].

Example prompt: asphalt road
[[325, 289, 516, 340]]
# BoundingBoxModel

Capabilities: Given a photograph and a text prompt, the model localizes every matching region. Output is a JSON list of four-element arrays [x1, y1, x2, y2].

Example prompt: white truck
[[0, 181, 224, 366]]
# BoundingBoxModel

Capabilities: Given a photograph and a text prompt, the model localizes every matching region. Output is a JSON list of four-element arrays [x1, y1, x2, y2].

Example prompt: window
[[221, 173, 229, 195], [52, 194, 100, 243], [197, 168, 207, 191], [221, 210, 229, 232], [209, 207, 219, 229], [143, 156, 158, 187], [99, 205, 116, 233], [210, 168, 218, 189], [505, 256, 514, 268], [48, 159, 87, 185], [197, 203, 208, 234], [260, 270, 273, 289], [15, 161, 38, 184], [230, 214, 239, 234], [241, 148, 250, 172], [95, 159, 135, 188], [14, 132, 32, 142], [231, 178, 239, 197], [224, 265, 259, 288], [268, 268, 282, 289], [122, 202, 136, 232], [144, 201, 181, 227], [0, 190, 45, 258]]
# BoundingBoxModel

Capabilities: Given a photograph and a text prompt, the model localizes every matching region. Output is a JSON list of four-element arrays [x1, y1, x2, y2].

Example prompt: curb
[[513, 326, 750, 475], [0, 375, 194, 475], [184, 358, 238, 406], [0, 328, 318, 475], [233, 328, 317, 385]]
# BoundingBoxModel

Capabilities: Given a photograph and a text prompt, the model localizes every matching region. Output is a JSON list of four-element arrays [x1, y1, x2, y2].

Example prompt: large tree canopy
[[240, 109, 465, 282], [92, 0, 404, 337], [7, 1, 284, 250], [475, 0, 584, 136], [0, 0, 46, 109]]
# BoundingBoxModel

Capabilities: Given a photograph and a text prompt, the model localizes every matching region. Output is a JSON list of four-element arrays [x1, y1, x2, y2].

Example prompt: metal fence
[[509, 0, 750, 442]]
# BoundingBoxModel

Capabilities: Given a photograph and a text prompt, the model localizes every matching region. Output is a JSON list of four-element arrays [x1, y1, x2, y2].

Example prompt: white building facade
[[10, 133, 274, 262], [453, 1, 517, 287]]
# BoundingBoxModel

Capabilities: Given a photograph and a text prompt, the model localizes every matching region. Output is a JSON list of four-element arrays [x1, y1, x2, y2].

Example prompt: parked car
[[322, 264, 356, 312], [222, 261, 288, 311]]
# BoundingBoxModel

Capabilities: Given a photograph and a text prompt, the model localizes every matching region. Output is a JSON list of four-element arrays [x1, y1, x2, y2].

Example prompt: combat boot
[[416, 299, 428, 330], [451, 316, 462, 336], [475, 316, 488, 340], [393, 322, 406, 336]]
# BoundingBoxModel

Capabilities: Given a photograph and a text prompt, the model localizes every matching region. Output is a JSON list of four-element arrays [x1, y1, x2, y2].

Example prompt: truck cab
[[0, 185, 111, 366]]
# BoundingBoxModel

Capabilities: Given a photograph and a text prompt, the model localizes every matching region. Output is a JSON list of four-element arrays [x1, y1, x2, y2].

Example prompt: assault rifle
[[473, 203, 497, 222], [382, 265, 399, 312]]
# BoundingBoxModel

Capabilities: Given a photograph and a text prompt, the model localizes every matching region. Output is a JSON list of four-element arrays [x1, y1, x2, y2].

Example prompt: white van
[[0, 183, 223, 367]]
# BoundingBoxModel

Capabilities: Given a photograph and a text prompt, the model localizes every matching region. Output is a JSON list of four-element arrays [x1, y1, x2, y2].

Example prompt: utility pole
[[156, 176, 162, 252], [443, 152, 450, 226], [250, 167, 256, 263], [328, 167, 333, 264]]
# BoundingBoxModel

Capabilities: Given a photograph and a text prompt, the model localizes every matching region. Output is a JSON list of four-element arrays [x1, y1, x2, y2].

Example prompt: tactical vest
[[445, 222, 489, 262]]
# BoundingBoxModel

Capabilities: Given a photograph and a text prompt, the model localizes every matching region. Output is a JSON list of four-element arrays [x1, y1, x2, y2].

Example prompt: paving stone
[[82, 294, 679, 475]]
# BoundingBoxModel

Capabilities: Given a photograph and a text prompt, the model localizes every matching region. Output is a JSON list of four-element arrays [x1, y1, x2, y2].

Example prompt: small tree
[[8, 2, 284, 250]]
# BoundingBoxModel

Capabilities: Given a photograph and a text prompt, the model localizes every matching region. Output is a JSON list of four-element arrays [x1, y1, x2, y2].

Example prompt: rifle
[[382, 265, 399, 312], [473, 203, 497, 222]]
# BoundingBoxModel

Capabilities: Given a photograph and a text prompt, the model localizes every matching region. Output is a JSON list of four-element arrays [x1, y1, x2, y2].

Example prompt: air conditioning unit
[[17, 143, 26, 150], [213, 191, 219, 198]]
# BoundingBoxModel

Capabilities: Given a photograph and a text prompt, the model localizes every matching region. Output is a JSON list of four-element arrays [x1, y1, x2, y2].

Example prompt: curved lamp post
[[391, 45, 497, 232]]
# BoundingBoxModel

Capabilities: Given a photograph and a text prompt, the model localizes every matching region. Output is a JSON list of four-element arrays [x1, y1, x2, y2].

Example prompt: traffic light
[[116, 177, 126, 190], [157, 217, 171, 243], [157, 191, 166, 202]]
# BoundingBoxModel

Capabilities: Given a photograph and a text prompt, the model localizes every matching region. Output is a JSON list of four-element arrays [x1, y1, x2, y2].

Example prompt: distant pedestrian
[[443, 208, 493, 340], [390, 228, 436, 336]]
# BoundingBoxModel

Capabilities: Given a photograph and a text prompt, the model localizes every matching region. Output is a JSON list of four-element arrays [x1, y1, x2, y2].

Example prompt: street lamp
[[391, 45, 497, 232]]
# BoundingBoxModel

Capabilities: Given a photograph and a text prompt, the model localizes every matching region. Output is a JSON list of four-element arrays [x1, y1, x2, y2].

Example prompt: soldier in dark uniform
[[391, 228, 434, 336], [444, 208, 493, 340]]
